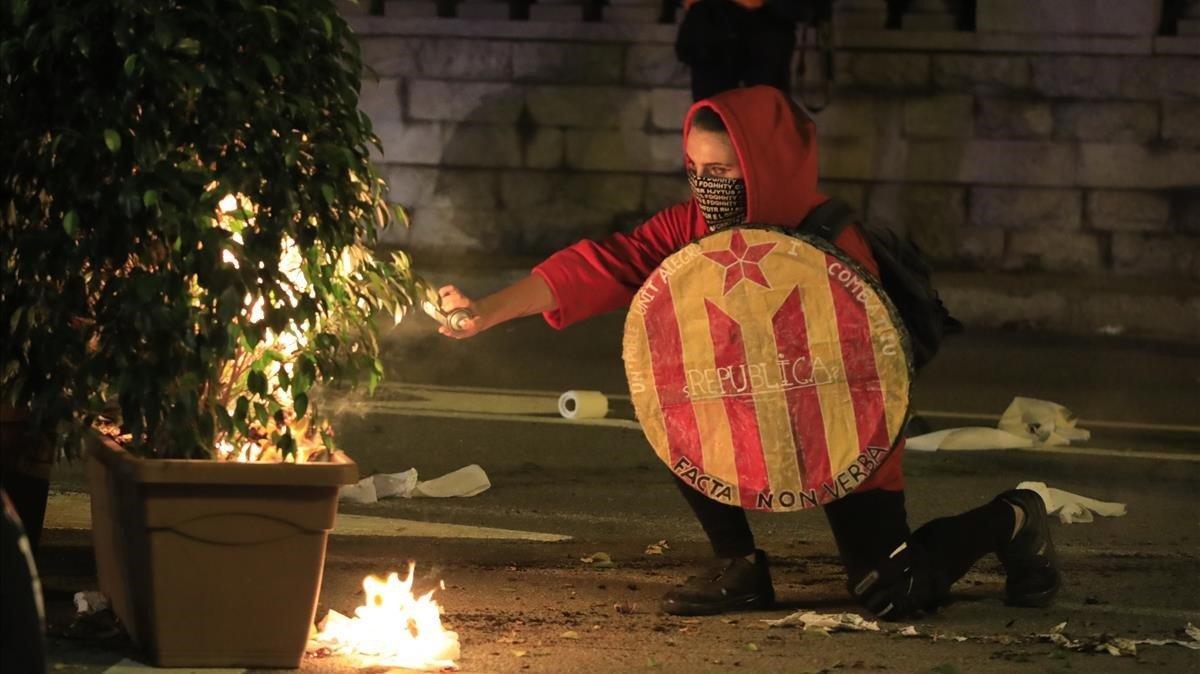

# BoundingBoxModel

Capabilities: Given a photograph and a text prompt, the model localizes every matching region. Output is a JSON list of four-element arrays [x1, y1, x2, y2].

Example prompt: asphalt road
[[39, 310, 1200, 673]]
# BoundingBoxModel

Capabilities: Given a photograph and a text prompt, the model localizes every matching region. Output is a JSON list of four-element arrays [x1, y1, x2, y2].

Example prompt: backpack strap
[[801, 197, 856, 242]]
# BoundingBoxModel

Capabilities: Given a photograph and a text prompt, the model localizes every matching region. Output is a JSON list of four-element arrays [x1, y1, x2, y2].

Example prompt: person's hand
[[434, 285, 487, 339], [850, 539, 942, 620]]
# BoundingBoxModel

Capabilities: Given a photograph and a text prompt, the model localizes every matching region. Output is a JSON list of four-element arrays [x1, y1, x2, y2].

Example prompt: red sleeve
[[831, 222, 880, 277], [532, 202, 696, 329]]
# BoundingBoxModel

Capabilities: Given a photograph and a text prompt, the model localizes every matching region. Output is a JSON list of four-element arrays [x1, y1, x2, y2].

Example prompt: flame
[[311, 563, 460, 671]]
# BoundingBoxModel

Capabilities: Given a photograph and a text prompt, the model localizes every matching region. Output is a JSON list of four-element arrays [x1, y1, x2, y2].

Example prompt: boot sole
[[660, 592, 772, 617], [1005, 572, 1062, 608]]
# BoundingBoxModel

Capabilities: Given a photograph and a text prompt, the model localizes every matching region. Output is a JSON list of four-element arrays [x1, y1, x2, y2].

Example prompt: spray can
[[421, 300, 475, 333]]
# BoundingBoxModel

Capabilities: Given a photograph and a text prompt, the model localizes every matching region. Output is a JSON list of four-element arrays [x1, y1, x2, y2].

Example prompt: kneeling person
[[436, 86, 1061, 619]]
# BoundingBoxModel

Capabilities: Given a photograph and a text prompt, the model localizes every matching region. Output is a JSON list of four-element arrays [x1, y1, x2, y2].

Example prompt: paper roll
[[558, 390, 609, 419]]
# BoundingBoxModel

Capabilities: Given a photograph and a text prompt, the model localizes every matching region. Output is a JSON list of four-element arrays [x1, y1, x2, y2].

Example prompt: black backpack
[[798, 198, 962, 370]]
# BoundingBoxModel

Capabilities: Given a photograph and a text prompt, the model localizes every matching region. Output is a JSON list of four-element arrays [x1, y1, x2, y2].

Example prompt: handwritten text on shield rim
[[627, 235, 903, 400]]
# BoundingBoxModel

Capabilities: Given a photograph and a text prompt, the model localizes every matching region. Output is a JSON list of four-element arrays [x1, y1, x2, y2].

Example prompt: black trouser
[[673, 477, 1015, 597], [676, 0, 797, 101]]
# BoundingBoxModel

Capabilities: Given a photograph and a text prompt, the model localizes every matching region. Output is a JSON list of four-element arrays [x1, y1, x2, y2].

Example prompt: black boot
[[996, 489, 1062, 607], [661, 549, 774, 616]]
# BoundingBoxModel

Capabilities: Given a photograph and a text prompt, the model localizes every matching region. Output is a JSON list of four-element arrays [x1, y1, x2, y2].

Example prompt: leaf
[[176, 37, 201, 56], [253, 402, 270, 426], [320, 183, 334, 205], [123, 54, 137, 77], [395, 204, 411, 229], [260, 5, 280, 42], [320, 15, 333, 40], [142, 190, 158, 208], [294, 392, 308, 419], [366, 367, 380, 395], [261, 54, 280, 79], [559, 630, 579, 640], [103, 129, 121, 152], [63, 210, 78, 235], [745, 642, 759, 652], [12, 0, 28, 25], [248, 370, 267, 396], [233, 397, 251, 434]]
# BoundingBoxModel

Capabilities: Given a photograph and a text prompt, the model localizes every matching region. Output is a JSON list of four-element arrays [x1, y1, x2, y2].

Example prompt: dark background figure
[[675, 0, 833, 101]]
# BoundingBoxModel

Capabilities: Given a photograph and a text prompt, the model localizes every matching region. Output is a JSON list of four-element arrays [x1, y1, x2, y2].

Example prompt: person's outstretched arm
[[437, 201, 698, 339], [435, 273, 555, 339]]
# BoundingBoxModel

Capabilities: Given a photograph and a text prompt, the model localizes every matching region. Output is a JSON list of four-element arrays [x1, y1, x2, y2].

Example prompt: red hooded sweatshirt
[[532, 85, 904, 494]]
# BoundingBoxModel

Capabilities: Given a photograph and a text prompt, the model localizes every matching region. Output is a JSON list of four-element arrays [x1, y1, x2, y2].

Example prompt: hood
[[683, 86, 826, 228]]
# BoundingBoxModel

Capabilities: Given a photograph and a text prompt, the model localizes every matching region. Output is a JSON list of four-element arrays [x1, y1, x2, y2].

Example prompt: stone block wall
[[349, 7, 1200, 279]]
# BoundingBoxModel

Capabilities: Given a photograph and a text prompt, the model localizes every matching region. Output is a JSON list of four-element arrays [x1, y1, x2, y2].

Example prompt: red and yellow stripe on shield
[[622, 228, 911, 512]]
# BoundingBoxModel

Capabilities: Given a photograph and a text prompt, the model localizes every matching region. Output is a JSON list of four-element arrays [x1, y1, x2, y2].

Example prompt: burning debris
[[309, 563, 460, 671]]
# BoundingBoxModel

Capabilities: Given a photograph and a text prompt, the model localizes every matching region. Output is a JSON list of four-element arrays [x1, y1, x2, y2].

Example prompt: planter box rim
[[86, 433, 358, 486]]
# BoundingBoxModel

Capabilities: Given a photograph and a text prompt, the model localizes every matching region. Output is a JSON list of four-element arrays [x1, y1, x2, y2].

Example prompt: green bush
[[1, 0, 419, 459]]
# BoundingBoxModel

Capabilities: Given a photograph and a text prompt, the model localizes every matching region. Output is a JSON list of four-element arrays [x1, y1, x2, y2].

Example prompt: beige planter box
[[86, 434, 357, 668]]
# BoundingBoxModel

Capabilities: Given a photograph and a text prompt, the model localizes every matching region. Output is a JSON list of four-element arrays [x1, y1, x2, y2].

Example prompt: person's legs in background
[[739, 9, 797, 95], [676, 0, 746, 101], [661, 476, 774, 615], [832, 488, 1061, 619], [673, 475, 757, 557], [823, 488, 912, 588], [690, 56, 744, 102]]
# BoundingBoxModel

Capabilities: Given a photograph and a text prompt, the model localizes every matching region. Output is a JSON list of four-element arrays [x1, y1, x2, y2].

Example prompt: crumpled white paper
[[763, 611, 879, 633], [908, 397, 1090, 452], [339, 465, 490, 503], [338, 477, 378, 504], [411, 464, 490, 498], [73, 591, 110, 615], [998, 397, 1091, 446], [1016, 481, 1127, 524], [906, 427, 1033, 452], [374, 468, 418, 499]]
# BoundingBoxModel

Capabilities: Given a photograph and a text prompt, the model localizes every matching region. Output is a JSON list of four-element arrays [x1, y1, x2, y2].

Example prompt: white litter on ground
[[411, 464, 490, 498], [73, 591, 110, 616], [1016, 481, 1127, 524], [763, 611, 880, 633], [998, 397, 1091, 446], [1041, 621, 1200, 656], [373, 468, 418, 499], [339, 465, 490, 503], [908, 397, 1090, 452], [338, 477, 378, 504], [644, 539, 670, 555]]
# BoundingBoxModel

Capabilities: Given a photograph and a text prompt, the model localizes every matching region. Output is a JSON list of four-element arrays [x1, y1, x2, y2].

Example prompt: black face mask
[[688, 172, 746, 231]]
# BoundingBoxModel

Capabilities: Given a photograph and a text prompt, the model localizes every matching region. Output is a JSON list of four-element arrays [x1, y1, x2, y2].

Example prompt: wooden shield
[[623, 227, 912, 512]]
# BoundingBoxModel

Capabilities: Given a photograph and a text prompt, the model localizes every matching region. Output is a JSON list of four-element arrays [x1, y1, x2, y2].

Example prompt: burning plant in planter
[[202, 190, 415, 464], [1, 1, 435, 667], [1, 0, 419, 461]]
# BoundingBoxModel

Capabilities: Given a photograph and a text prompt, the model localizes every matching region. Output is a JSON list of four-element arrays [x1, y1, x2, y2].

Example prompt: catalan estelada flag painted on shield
[[623, 227, 912, 512]]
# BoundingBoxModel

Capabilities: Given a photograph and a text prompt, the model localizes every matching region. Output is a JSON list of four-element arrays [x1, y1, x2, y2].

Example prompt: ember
[[311, 563, 460, 671]]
